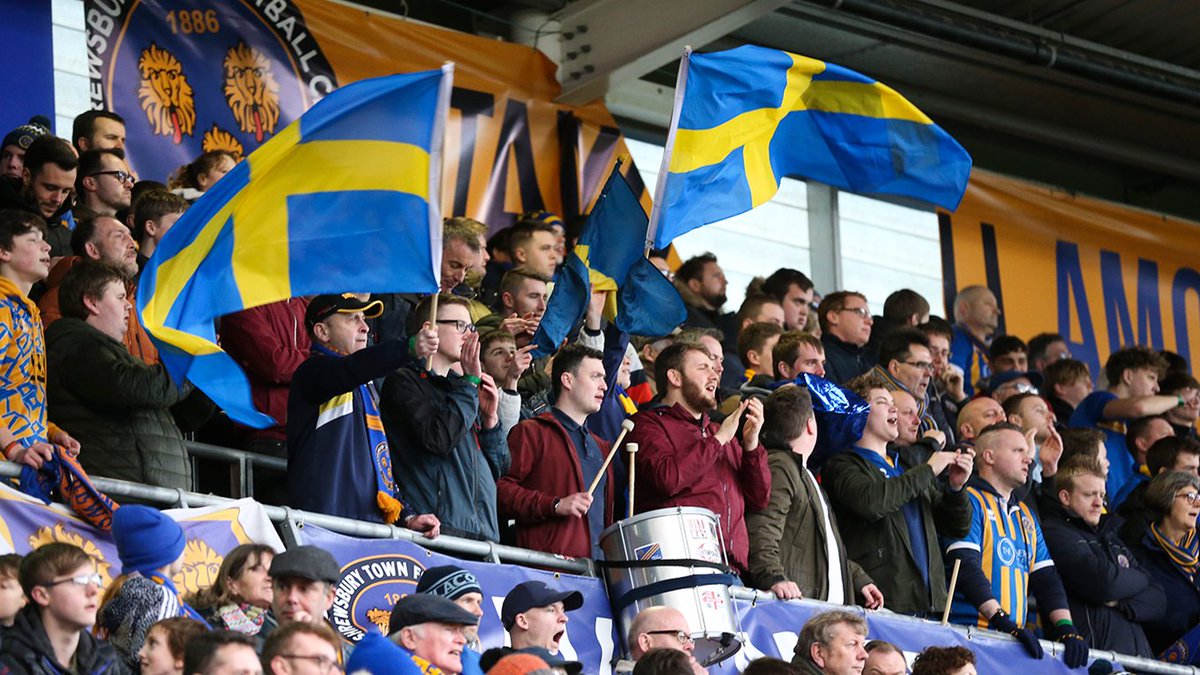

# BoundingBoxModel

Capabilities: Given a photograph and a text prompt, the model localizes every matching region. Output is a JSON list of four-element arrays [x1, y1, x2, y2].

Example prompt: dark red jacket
[[219, 298, 310, 441], [628, 402, 771, 574], [497, 412, 616, 559]]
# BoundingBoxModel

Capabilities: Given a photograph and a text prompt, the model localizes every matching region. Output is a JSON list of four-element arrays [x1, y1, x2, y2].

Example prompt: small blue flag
[[532, 163, 686, 357]]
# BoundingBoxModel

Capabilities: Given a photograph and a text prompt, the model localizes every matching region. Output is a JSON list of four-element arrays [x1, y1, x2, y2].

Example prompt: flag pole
[[426, 62, 454, 371], [644, 46, 692, 256]]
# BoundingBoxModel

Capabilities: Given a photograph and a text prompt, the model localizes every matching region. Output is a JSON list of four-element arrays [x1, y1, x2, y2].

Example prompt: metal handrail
[[728, 587, 1199, 675], [0, 461, 592, 575], [3, 457, 1191, 673]]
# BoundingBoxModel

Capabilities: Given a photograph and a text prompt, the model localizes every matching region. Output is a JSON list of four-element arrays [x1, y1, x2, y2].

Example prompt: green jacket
[[747, 447, 873, 603], [45, 317, 191, 489], [821, 443, 970, 616]]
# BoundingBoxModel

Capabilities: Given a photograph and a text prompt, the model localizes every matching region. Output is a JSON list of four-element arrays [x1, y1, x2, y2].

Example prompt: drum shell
[[599, 506, 741, 666]]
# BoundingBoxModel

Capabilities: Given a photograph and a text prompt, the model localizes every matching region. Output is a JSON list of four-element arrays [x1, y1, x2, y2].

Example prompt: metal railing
[[6, 450, 1195, 674], [0, 460, 590, 575], [185, 440, 286, 498], [728, 586, 1197, 675]]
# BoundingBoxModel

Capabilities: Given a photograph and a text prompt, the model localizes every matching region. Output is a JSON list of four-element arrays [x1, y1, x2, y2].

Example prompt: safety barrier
[[4, 458, 1194, 674]]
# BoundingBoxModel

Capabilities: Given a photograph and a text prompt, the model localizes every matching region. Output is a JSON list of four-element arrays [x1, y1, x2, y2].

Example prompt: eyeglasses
[[645, 630, 694, 645], [904, 361, 934, 372], [42, 573, 102, 589], [89, 170, 134, 184], [279, 655, 343, 674], [1176, 492, 1200, 505], [435, 319, 476, 334], [837, 306, 870, 319]]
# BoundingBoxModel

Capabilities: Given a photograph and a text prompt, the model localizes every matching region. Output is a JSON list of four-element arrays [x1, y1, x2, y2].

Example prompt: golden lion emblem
[[366, 607, 391, 634], [223, 43, 280, 143], [202, 125, 244, 161], [173, 539, 223, 596], [28, 523, 114, 590], [137, 44, 197, 144]]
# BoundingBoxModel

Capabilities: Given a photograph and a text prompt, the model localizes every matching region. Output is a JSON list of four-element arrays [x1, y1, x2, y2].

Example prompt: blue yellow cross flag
[[532, 162, 686, 358], [137, 67, 453, 428], [647, 45, 972, 249]]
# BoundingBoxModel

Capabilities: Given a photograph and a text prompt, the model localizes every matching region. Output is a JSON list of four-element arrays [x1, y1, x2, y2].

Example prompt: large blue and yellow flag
[[648, 45, 972, 248], [138, 67, 453, 427], [532, 162, 686, 357]]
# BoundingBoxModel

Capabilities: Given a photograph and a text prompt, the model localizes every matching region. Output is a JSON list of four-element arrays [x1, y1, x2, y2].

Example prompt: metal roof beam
[[553, 0, 789, 105]]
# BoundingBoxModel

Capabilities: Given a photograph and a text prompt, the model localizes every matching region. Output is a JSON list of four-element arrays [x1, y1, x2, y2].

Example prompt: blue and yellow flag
[[649, 45, 972, 248], [137, 67, 453, 427], [532, 162, 686, 357]]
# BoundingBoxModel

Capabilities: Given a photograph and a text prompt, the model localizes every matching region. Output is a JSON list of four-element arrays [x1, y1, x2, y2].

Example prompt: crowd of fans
[[0, 108, 1197, 673]]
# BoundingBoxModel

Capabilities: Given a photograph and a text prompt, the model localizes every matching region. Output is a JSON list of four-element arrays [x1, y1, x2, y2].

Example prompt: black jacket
[[822, 445, 971, 616], [1131, 530, 1200, 655], [0, 605, 127, 675], [1040, 501, 1163, 657], [45, 317, 191, 489], [820, 334, 873, 386]]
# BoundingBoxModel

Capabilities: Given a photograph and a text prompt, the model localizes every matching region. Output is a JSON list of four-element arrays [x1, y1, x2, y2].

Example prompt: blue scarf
[[312, 345, 403, 524], [147, 572, 211, 627], [19, 446, 119, 531]]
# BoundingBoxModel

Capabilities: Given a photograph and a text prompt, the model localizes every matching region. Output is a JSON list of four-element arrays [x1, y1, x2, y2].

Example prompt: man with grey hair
[[388, 594, 480, 675], [790, 610, 868, 675], [950, 285, 1000, 398]]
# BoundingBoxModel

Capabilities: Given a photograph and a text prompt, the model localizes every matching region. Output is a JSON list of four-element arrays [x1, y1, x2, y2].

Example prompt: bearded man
[[628, 341, 771, 574]]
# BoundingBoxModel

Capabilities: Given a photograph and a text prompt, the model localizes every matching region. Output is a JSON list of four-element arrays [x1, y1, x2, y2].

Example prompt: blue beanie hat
[[111, 505, 186, 574]]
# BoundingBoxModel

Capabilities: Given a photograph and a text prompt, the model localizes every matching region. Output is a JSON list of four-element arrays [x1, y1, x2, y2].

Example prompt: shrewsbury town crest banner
[[84, 0, 643, 228]]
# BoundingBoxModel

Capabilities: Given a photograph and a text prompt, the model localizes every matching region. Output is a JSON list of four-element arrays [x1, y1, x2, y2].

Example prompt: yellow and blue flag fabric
[[532, 163, 686, 357], [137, 67, 453, 428], [649, 45, 972, 249]]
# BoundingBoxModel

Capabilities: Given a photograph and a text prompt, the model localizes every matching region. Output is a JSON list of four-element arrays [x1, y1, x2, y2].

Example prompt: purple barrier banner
[[0, 485, 283, 596], [299, 525, 618, 672], [716, 598, 1094, 674]]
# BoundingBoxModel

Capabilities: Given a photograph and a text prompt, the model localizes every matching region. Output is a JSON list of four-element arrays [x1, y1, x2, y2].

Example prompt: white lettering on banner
[[84, 0, 132, 108], [594, 618, 615, 675], [772, 632, 799, 663]]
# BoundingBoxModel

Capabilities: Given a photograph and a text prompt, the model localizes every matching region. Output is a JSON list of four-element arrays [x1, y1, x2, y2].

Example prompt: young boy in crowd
[[0, 553, 24, 626], [138, 617, 208, 675]]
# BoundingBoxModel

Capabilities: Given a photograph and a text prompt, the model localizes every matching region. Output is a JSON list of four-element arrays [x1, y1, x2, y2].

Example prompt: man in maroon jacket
[[498, 344, 615, 558], [628, 341, 770, 574]]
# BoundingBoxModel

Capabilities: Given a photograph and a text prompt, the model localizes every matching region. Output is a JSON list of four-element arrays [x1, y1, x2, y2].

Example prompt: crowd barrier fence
[[1, 457, 1194, 674]]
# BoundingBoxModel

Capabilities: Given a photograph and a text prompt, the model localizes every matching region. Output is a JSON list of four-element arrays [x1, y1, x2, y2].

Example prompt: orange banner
[[941, 168, 1200, 378]]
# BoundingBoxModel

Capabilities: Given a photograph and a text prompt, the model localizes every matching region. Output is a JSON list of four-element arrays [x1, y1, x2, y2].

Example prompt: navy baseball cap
[[500, 580, 583, 628]]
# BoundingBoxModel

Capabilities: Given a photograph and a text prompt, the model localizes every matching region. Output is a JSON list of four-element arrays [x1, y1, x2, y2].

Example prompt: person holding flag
[[287, 292, 441, 534]]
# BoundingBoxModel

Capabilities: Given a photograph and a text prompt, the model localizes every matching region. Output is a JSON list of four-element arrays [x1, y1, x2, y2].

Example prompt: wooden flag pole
[[941, 558, 962, 626], [424, 292, 440, 371]]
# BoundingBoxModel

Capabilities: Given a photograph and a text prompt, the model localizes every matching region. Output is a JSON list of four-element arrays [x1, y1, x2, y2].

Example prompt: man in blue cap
[[501, 580, 583, 655]]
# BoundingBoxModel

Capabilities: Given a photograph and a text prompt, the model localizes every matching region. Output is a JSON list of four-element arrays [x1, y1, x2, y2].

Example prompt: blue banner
[[0, 2, 54, 135], [300, 525, 618, 671], [714, 599, 1095, 674]]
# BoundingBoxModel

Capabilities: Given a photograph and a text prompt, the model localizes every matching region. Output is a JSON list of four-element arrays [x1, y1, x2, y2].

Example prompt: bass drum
[[600, 506, 741, 666]]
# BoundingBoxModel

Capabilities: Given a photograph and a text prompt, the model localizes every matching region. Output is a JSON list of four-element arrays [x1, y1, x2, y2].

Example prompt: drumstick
[[941, 558, 961, 626], [587, 419, 635, 497], [627, 442, 638, 519], [424, 293, 440, 371]]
